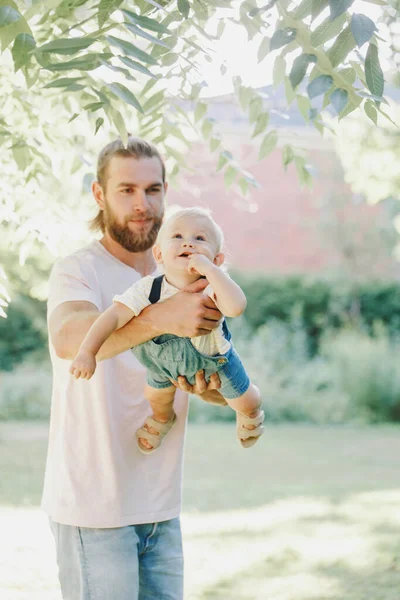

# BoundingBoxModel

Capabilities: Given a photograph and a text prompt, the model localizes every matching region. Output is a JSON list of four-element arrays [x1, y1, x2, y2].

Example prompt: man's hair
[[157, 206, 224, 252], [90, 136, 166, 233]]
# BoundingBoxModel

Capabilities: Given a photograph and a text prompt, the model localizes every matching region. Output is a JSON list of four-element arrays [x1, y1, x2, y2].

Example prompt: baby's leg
[[226, 383, 261, 416], [224, 384, 264, 447], [138, 384, 176, 451]]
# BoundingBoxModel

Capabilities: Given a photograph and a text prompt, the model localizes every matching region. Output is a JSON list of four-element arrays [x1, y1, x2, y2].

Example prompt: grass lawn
[[1, 421, 400, 599]]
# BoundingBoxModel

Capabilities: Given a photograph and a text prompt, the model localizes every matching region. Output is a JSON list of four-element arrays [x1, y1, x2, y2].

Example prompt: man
[[43, 137, 224, 599]]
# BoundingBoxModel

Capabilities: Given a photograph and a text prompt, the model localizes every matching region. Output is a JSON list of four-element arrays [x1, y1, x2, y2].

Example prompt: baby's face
[[157, 215, 219, 272]]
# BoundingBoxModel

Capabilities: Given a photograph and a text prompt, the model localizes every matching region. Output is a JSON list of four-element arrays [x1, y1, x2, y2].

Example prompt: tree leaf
[[364, 99, 377, 124], [257, 36, 269, 63], [118, 56, 157, 79], [202, 118, 213, 139], [329, 0, 353, 20], [45, 54, 101, 71], [0, 5, 20, 27], [224, 166, 237, 188], [217, 150, 232, 171], [270, 28, 296, 51], [311, 0, 329, 20], [98, 0, 123, 28], [365, 42, 384, 100], [297, 95, 311, 120], [108, 82, 144, 113], [0, 0, 31, 52], [11, 32, 35, 71], [310, 12, 346, 46], [95, 117, 104, 135], [122, 10, 171, 34], [327, 25, 356, 67], [125, 23, 171, 48], [289, 53, 317, 89], [209, 136, 221, 152], [252, 112, 269, 138], [307, 74, 333, 98], [11, 141, 30, 171], [37, 37, 96, 55], [194, 101, 207, 122], [177, 0, 190, 18], [331, 88, 348, 114], [107, 35, 158, 65], [351, 14, 377, 48], [142, 90, 164, 112], [273, 55, 286, 87], [338, 67, 356, 85], [44, 76, 83, 88], [248, 96, 263, 124], [259, 130, 278, 159], [282, 145, 294, 170], [292, 0, 313, 19], [285, 76, 296, 105], [68, 113, 79, 123], [161, 52, 179, 66]]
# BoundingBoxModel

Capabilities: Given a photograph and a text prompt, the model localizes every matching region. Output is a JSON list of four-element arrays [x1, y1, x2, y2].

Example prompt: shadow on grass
[[190, 524, 400, 600]]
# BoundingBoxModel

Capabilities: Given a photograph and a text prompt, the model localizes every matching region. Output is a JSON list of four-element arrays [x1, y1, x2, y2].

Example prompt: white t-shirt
[[114, 275, 231, 356], [42, 241, 188, 528]]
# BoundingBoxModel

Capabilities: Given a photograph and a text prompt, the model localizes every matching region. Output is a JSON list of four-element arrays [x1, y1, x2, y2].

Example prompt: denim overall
[[131, 276, 250, 399]]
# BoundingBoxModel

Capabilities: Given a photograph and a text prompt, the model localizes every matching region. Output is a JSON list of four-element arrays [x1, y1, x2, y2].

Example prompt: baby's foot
[[136, 413, 176, 454], [236, 408, 264, 448]]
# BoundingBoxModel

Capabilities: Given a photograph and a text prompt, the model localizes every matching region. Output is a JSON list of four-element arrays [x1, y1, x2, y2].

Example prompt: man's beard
[[103, 200, 163, 253]]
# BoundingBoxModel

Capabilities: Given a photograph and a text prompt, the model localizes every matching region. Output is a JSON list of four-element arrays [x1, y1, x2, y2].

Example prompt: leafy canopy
[[0, 0, 393, 315]]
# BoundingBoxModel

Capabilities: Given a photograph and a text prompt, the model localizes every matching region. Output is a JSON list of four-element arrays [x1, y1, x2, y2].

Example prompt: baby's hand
[[187, 254, 213, 276], [70, 352, 96, 380]]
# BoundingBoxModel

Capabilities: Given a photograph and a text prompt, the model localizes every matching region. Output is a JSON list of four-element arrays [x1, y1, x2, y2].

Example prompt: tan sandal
[[237, 409, 264, 448], [136, 414, 177, 455]]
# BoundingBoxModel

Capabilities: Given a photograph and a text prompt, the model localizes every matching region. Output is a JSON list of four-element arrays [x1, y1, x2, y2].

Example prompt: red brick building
[[168, 91, 397, 279]]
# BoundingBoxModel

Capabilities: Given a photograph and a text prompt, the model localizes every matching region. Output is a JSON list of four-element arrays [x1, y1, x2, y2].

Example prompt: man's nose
[[132, 190, 150, 212]]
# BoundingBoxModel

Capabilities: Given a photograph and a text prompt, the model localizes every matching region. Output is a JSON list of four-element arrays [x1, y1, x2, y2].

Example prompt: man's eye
[[148, 187, 160, 194], [122, 188, 132, 194]]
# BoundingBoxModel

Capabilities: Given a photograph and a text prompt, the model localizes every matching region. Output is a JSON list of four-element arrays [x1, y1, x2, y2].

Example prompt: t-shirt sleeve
[[47, 255, 101, 318], [113, 275, 153, 317]]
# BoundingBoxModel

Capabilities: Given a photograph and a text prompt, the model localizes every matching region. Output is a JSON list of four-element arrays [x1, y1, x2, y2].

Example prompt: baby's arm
[[187, 255, 246, 318], [69, 302, 135, 379]]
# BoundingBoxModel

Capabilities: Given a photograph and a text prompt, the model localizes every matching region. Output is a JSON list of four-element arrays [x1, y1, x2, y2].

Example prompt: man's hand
[[143, 278, 222, 338], [170, 370, 227, 406]]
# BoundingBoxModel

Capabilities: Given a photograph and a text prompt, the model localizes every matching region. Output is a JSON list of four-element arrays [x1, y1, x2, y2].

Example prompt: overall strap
[[148, 275, 165, 304]]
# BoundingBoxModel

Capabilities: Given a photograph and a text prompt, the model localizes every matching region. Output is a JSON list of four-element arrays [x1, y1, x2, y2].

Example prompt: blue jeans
[[49, 518, 184, 600]]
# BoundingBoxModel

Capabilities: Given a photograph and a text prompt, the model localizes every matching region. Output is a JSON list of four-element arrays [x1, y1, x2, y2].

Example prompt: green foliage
[[234, 274, 400, 355], [190, 315, 400, 425], [0, 294, 47, 371], [0, 361, 52, 419]]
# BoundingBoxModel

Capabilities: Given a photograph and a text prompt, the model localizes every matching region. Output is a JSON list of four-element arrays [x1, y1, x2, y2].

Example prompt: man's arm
[[50, 279, 222, 361]]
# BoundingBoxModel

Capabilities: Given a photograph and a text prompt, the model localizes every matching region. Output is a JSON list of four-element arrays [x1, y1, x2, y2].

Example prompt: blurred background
[[1, 0, 400, 599]]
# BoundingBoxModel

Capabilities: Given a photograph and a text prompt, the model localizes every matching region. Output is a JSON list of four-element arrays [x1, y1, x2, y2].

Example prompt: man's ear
[[163, 181, 168, 195], [153, 244, 163, 264], [92, 181, 105, 210], [213, 252, 225, 267]]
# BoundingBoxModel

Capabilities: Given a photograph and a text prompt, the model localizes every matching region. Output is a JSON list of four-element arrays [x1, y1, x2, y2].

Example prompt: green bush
[[189, 318, 400, 425], [0, 295, 47, 372], [0, 361, 52, 420], [233, 274, 400, 355]]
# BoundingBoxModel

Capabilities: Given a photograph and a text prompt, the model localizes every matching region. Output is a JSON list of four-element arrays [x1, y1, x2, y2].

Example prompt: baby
[[70, 207, 264, 453]]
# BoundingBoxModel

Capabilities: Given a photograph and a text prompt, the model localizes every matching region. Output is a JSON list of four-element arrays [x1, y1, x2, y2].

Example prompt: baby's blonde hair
[[157, 206, 224, 252]]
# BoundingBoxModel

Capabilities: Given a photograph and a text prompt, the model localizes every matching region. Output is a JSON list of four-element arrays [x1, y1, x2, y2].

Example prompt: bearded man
[[43, 137, 223, 600]]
